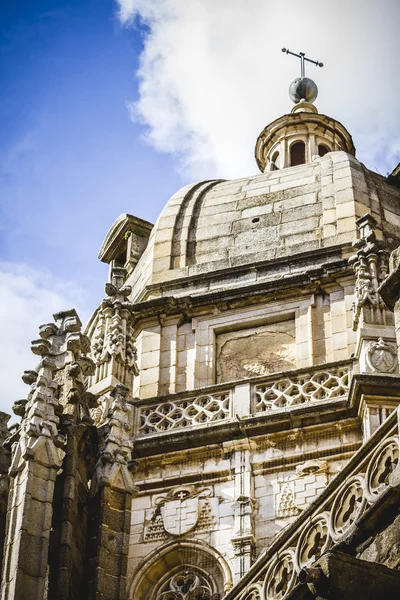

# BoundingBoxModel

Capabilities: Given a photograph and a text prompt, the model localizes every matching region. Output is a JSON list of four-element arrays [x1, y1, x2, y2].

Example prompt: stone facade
[[1, 85, 400, 600]]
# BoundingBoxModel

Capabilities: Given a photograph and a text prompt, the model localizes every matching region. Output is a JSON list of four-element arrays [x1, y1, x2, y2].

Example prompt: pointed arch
[[128, 539, 233, 600]]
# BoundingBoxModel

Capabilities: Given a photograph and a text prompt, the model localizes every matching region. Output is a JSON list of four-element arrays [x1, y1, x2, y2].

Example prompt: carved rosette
[[264, 549, 296, 600], [349, 214, 390, 331], [329, 475, 366, 541], [364, 435, 399, 502], [294, 513, 331, 571]]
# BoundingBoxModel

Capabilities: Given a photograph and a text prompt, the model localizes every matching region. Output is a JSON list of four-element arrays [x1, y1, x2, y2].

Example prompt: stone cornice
[[128, 249, 353, 326]]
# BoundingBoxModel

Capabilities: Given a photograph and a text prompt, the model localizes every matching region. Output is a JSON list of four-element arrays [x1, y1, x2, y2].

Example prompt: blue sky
[[1, 0, 182, 299], [1, 0, 399, 411]]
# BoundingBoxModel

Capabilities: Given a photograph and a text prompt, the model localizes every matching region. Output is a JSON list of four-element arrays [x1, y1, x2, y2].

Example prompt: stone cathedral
[[0, 57, 400, 600]]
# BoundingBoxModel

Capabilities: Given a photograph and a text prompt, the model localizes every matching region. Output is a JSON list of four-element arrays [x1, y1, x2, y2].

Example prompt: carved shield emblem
[[161, 495, 199, 536]]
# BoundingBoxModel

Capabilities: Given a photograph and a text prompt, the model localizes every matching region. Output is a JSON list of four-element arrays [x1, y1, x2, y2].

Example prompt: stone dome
[[118, 151, 400, 303]]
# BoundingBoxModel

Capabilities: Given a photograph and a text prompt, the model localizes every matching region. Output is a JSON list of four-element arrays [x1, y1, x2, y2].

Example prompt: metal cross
[[282, 48, 323, 78]]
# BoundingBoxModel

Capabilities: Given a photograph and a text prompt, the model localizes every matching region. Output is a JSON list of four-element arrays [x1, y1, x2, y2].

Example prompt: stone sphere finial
[[289, 77, 318, 104]]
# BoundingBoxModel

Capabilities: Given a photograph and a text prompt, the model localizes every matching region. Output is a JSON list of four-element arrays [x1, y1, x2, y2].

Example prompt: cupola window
[[318, 144, 330, 157], [290, 141, 305, 166], [271, 150, 280, 171]]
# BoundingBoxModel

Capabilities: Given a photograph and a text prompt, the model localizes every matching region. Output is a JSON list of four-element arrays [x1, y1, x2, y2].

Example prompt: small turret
[[255, 49, 355, 172]]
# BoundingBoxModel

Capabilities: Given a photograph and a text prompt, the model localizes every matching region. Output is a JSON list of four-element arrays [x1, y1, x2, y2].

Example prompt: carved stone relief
[[275, 461, 329, 520], [365, 337, 398, 373], [144, 486, 218, 542], [216, 320, 296, 383], [276, 482, 301, 519]]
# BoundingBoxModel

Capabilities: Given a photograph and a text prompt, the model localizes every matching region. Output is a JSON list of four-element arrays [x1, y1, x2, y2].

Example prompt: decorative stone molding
[[87, 265, 139, 405], [329, 475, 366, 541], [238, 585, 262, 600], [98, 213, 153, 273], [138, 391, 231, 435], [254, 364, 350, 412], [263, 549, 296, 600], [128, 540, 232, 600], [276, 482, 301, 519], [231, 534, 256, 559], [349, 214, 390, 331], [295, 513, 331, 570], [91, 383, 137, 495], [296, 459, 328, 477]]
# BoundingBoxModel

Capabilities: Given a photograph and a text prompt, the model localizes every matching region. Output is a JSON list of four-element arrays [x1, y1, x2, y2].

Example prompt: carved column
[[87, 384, 137, 600], [0, 321, 67, 599]]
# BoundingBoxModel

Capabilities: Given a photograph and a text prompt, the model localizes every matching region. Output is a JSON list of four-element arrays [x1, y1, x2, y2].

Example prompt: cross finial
[[282, 48, 323, 78]]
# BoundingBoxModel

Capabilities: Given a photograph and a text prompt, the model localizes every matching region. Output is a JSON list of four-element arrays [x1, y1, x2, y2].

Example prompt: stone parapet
[[134, 360, 354, 439]]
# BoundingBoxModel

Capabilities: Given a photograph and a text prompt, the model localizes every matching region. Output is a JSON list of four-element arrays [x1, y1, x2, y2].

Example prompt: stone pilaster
[[87, 384, 137, 600], [230, 444, 255, 580]]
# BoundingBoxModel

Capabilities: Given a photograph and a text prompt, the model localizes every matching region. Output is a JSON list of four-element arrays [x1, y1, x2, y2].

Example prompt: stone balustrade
[[253, 361, 352, 413], [135, 360, 353, 438], [224, 406, 400, 600]]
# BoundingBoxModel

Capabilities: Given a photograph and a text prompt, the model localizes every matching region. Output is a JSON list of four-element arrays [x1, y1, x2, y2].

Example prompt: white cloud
[[0, 263, 90, 416], [117, 0, 400, 180]]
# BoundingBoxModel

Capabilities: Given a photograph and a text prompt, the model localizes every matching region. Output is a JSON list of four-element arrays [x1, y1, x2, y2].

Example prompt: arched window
[[318, 144, 330, 157], [271, 151, 280, 171], [290, 142, 305, 166], [128, 540, 232, 600]]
